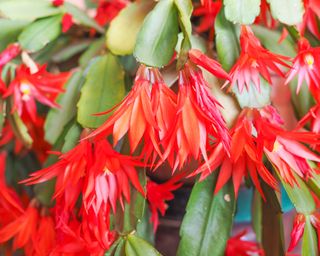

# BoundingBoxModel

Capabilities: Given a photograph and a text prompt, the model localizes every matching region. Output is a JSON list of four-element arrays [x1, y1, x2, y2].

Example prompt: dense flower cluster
[[0, 0, 320, 255]]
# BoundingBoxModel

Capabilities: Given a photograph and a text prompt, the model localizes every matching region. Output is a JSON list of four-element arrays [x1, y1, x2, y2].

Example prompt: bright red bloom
[[225, 26, 290, 92], [195, 108, 278, 198], [52, 0, 64, 7], [288, 213, 306, 252], [226, 230, 265, 256], [94, 0, 128, 27], [146, 177, 182, 232], [3, 64, 69, 121], [0, 152, 24, 226], [0, 200, 56, 256], [196, 106, 320, 198], [0, 43, 21, 68], [286, 38, 320, 92], [164, 62, 230, 170], [188, 49, 231, 81], [254, 0, 277, 28], [299, 104, 320, 137], [89, 65, 174, 164], [62, 13, 74, 33], [53, 210, 114, 255], [299, 0, 320, 39], [192, 0, 222, 41], [24, 139, 144, 214]]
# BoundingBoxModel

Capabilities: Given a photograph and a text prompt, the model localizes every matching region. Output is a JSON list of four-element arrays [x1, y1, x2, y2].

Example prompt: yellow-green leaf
[[106, 0, 155, 55], [77, 54, 125, 128]]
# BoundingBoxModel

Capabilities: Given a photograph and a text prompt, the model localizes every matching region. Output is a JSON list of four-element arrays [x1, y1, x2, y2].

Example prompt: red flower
[[52, 0, 64, 7], [3, 64, 69, 121], [62, 13, 74, 33], [225, 26, 290, 92], [254, 0, 277, 28], [146, 177, 182, 232], [286, 38, 320, 92], [192, 0, 222, 41], [24, 139, 144, 215], [188, 49, 231, 81], [226, 230, 264, 256], [196, 106, 320, 198], [94, 0, 128, 27], [0, 152, 24, 226], [53, 210, 113, 255], [0, 43, 21, 68], [196, 108, 277, 198], [288, 213, 306, 252], [298, 0, 320, 39], [0, 197, 57, 256], [299, 104, 320, 136], [163, 62, 230, 171], [89, 65, 172, 164]]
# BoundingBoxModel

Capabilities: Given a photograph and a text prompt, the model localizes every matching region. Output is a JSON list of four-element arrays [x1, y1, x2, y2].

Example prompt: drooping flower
[[288, 213, 306, 252], [3, 64, 69, 121], [0, 152, 24, 226], [288, 213, 320, 252], [298, 0, 320, 40], [254, 0, 277, 28], [225, 26, 290, 92], [192, 0, 222, 41], [146, 177, 182, 232], [94, 0, 128, 27], [286, 38, 320, 92], [195, 106, 320, 198], [0, 43, 21, 68], [0, 199, 57, 256], [62, 13, 74, 33], [53, 209, 114, 255], [195, 108, 278, 198], [299, 104, 320, 137], [23, 139, 144, 215], [226, 230, 265, 256], [163, 60, 231, 170], [52, 0, 64, 7], [89, 65, 175, 164]]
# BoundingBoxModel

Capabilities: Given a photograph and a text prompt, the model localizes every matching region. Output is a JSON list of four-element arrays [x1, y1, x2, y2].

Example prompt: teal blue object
[[234, 186, 294, 223]]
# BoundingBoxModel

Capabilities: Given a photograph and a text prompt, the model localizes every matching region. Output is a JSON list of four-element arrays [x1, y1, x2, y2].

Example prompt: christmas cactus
[[0, 0, 320, 255]]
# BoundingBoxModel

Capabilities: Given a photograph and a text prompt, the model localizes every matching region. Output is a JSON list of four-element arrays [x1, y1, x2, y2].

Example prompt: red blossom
[[298, 0, 320, 39], [146, 177, 182, 232], [195, 106, 320, 198], [192, 0, 222, 41], [225, 26, 290, 92], [94, 0, 128, 27], [0, 43, 21, 68], [226, 230, 265, 256], [3, 64, 69, 121], [288, 214, 306, 252], [188, 49, 231, 81], [163, 63, 230, 171], [89, 65, 173, 164], [286, 38, 320, 92], [23, 139, 144, 215], [62, 13, 74, 33], [254, 0, 277, 28], [52, 0, 64, 7]]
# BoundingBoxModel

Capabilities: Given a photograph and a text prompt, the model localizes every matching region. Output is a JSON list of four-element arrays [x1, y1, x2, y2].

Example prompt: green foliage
[[177, 172, 235, 256], [134, 0, 179, 67], [18, 15, 62, 52], [224, 0, 261, 24], [106, 1, 155, 55], [77, 54, 125, 128]]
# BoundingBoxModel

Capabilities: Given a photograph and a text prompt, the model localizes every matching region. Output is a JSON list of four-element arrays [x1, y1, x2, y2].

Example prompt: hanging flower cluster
[[0, 0, 320, 255]]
